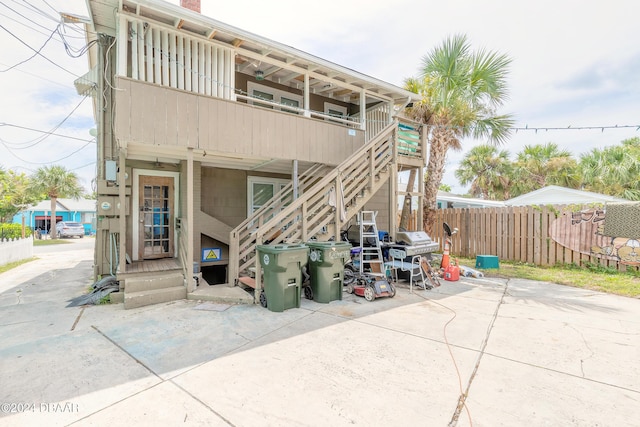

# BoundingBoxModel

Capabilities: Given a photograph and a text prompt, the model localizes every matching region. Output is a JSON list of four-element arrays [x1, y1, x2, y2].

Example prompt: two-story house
[[76, 0, 427, 308]]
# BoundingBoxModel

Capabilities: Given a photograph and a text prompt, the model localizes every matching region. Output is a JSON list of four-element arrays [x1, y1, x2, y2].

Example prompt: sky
[[1, 0, 639, 195]]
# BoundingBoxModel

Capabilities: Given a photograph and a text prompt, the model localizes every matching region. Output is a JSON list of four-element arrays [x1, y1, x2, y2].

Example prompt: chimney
[[180, 0, 200, 13]]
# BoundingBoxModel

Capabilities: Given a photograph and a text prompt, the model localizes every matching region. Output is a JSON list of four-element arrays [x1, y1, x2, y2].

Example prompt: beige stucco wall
[[363, 180, 392, 234]]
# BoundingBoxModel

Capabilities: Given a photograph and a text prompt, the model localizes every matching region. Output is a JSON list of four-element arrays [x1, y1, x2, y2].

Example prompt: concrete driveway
[[0, 239, 638, 426]]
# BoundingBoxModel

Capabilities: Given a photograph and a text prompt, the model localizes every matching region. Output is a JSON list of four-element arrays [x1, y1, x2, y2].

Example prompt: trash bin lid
[[257, 243, 309, 254], [306, 241, 351, 250]]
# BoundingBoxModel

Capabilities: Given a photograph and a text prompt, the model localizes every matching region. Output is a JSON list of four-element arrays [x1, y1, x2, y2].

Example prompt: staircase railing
[[229, 119, 400, 288], [228, 163, 333, 282], [228, 116, 425, 291]]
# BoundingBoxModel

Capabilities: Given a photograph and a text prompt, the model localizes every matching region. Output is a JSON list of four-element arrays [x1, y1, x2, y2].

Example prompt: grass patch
[[33, 239, 73, 246], [0, 257, 37, 274], [455, 257, 640, 298]]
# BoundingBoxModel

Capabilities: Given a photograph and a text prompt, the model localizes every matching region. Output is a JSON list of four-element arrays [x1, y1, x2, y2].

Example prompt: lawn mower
[[344, 273, 396, 301], [340, 231, 395, 301]]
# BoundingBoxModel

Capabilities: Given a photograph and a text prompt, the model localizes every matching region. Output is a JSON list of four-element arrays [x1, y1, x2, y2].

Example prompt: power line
[[0, 138, 94, 165], [0, 95, 91, 149], [0, 10, 61, 40], [0, 124, 94, 145], [8, 0, 58, 23], [0, 60, 74, 88], [39, 0, 58, 16], [70, 161, 96, 171], [512, 124, 640, 133], [0, 24, 57, 72], [0, 22, 80, 77], [0, 0, 55, 33]]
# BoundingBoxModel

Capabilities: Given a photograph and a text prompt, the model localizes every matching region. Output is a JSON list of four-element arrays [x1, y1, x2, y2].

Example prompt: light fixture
[[255, 70, 264, 81]]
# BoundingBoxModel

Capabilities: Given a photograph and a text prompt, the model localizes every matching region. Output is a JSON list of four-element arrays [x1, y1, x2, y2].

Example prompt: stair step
[[124, 286, 187, 309], [125, 272, 184, 293], [238, 276, 256, 289]]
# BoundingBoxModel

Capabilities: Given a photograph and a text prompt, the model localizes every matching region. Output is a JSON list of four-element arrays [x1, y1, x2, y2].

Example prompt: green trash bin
[[307, 241, 352, 303], [257, 244, 309, 312]]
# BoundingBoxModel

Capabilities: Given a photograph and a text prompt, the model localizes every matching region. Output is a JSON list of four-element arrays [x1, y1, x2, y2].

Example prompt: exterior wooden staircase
[[228, 117, 425, 297]]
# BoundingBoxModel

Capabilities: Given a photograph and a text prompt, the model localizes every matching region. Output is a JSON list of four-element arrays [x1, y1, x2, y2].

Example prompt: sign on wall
[[202, 247, 222, 262]]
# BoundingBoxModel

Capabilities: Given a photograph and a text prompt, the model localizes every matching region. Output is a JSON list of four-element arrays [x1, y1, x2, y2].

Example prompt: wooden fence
[[424, 206, 639, 272]]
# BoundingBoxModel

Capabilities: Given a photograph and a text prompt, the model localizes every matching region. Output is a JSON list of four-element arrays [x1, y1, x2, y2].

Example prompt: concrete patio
[[0, 240, 638, 426]]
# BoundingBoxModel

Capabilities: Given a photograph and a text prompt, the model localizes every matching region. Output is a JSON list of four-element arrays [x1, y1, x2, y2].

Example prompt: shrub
[[0, 223, 33, 239]]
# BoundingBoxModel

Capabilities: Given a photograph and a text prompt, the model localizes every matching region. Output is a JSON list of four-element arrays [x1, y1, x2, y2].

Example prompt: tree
[[404, 34, 514, 233], [579, 137, 640, 200], [0, 171, 39, 237], [30, 165, 83, 239], [455, 144, 512, 200], [511, 142, 580, 196]]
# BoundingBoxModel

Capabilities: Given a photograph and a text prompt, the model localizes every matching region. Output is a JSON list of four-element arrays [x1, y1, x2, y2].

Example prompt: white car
[[56, 221, 85, 238]]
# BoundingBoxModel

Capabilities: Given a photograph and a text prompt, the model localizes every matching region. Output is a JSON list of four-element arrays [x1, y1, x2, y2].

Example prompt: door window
[[139, 175, 174, 259]]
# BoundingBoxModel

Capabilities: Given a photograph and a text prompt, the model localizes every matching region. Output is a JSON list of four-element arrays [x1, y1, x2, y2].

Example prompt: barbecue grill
[[393, 231, 440, 256]]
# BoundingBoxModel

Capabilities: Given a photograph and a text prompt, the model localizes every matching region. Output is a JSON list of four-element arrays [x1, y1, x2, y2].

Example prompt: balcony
[[114, 77, 367, 166]]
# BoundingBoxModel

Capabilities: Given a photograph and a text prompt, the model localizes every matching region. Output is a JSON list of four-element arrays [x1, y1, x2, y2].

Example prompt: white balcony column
[[117, 15, 128, 77], [303, 74, 311, 118]]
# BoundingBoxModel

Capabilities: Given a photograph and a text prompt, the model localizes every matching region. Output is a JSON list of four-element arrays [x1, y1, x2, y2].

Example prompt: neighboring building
[[436, 191, 505, 209], [77, 0, 425, 307], [11, 198, 96, 235], [504, 185, 628, 206], [398, 186, 505, 212]]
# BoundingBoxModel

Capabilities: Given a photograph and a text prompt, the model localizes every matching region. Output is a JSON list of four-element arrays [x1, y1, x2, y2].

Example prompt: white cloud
[[0, 0, 94, 190], [2, 0, 639, 195]]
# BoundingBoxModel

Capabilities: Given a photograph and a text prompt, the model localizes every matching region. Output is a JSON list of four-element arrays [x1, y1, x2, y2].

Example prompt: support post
[[304, 74, 310, 118], [334, 176, 342, 241], [118, 148, 127, 274], [292, 160, 299, 200], [187, 148, 195, 292], [360, 89, 366, 131]]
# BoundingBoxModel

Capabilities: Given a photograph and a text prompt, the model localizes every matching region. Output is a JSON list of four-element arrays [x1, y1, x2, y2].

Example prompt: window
[[252, 89, 274, 109], [83, 212, 95, 223], [324, 102, 347, 122], [248, 82, 303, 115], [247, 177, 291, 216]]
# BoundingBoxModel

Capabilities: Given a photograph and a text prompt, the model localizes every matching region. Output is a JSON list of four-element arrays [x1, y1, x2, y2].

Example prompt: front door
[[139, 175, 174, 260]]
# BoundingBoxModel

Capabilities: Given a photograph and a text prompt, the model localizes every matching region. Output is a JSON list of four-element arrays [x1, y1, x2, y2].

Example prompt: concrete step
[[187, 284, 254, 305], [124, 286, 187, 309], [124, 272, 184, 293]]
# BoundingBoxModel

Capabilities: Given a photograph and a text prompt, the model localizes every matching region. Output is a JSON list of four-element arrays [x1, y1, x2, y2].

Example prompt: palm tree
[[30, 166, 83, 239], [579, 137, 640, 200], [404, 34, 514, 233], [511, 143, 580, 196], [455, 145, 512, 200]]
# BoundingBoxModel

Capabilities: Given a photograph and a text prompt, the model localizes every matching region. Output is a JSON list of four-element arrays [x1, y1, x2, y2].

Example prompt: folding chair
[[385, 248, 426, 293]]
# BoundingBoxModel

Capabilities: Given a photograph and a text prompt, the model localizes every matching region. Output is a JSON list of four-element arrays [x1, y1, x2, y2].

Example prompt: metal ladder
[[358, 211, 385, 276]]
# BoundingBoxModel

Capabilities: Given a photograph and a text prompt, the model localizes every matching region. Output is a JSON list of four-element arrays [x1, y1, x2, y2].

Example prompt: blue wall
[[11, 210, 95, 235]]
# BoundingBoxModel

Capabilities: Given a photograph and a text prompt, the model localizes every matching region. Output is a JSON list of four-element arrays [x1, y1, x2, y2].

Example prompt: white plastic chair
[[385, 248, 426, 293]]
